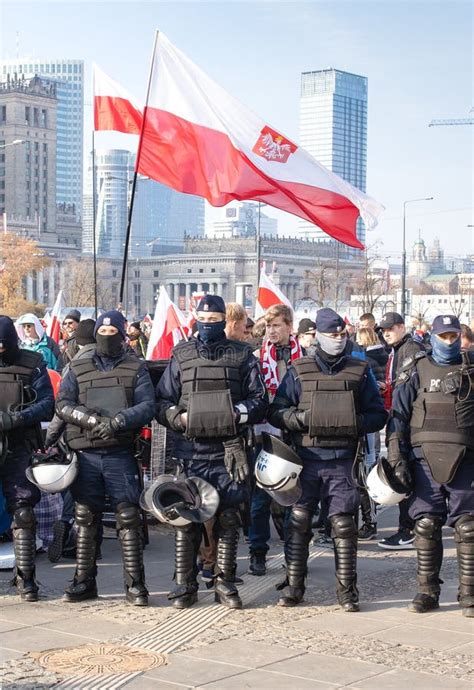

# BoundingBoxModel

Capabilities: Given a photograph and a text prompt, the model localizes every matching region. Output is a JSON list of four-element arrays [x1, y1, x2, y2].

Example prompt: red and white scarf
[[260, 335, 303, 397]]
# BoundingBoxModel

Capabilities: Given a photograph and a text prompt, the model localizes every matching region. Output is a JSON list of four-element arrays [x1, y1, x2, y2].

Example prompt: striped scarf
[[260, 335, 303, 396]]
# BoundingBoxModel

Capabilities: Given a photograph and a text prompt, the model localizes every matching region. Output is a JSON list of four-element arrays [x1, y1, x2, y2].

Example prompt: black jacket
[[390, 334, 424, 385], [364, 344, 388, 383]]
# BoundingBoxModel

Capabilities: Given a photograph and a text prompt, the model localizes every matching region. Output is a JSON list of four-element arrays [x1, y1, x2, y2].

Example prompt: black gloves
[[0, 412, 22, 432], [387, 438, 413, 492], [165, 406, 186, 433], [282, 408, 308, 432], [93, 415, 125, 441], [223, 436, 249, 484]]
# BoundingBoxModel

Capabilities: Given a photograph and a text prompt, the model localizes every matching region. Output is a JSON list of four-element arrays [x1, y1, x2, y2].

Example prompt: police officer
[[267, 308, 387, 611], [387, 314, 474, 616], [0, 316, 54, 600], [56, 310, 155, 606], [156, 295, 268, 609]]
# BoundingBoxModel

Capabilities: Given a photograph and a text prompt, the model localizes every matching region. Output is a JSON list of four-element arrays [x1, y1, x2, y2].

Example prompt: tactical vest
[[0, 349, 44, 443], [64, 355, 142, 450], [173, 339, 252, 408], [410, 353, 474, 451], [292, 356, 368, 448]]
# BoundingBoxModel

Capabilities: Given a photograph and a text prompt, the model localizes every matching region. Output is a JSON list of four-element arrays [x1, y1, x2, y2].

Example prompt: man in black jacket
[[378, 312, 424, 550]]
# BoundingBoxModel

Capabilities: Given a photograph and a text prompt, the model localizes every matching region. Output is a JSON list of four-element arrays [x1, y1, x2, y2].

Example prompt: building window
[[134, 270, 140, 278], [33, 108, 39, 127], [199, 268, 203, 273], [187, 268, 192, 273], [112, 270, 117, 277], [41, 109, 47, 127], [153, 270, 159, 277], [211, 268, 216, 273], [0, 106, 6, 124]]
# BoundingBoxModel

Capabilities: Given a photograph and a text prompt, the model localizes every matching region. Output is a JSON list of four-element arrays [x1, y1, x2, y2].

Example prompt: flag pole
[[92, 130, 98, 317], [119, 30, 160, 305]]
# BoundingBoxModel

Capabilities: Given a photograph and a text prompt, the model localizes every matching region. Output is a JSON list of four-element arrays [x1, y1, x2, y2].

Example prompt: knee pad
[[289, 506, 312, 534], [75, 503, 97, 527], [454, 514, 474, 543], [116, 502, 141, 530], [13, 505, 35, 530], [415, 515, 443, 541], [218, 509, 240, 531], [331, 514, 357, 539]]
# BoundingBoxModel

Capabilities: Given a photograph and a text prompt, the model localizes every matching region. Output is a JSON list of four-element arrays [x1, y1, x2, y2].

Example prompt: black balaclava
[[0, 316, 20, 365]]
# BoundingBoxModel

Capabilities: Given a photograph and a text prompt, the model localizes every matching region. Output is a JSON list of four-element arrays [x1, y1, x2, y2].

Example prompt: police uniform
[[0, 316, 54, 601], [56, 311, 155, 606], [387, 315, 474, 616], [156, 295, 268, 609], [268, 309, 387, 611]]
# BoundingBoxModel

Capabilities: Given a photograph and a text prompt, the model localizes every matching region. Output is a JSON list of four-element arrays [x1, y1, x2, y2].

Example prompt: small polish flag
[[146, 285, 189, 360], [46, 290, 65, 344], [93, 63, 143, 134], [255, 271, 292, 319]]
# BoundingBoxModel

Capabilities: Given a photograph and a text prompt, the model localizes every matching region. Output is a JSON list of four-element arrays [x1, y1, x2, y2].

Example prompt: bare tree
[[306, 260, 336, 308], [63, 258, 111, 309], [351, 245, 389, 314]]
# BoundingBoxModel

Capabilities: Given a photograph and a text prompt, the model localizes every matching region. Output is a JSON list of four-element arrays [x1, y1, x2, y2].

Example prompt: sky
[[1, 0, 473, 261]]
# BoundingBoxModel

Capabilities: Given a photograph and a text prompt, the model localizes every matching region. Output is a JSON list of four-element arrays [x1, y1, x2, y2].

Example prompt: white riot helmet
[[25, 447, 79, 494], [140, 473, 220, 527], [366, 458, 409, 506], [255, 433, 303, 506]]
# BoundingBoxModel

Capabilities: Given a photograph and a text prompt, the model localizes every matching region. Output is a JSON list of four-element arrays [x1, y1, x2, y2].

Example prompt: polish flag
[[93, 64, 143, 134], [136, 32, 383, 249], [46, 290, 64, 344], [255, 272, 292, 319], [146, 285, 189, 360]]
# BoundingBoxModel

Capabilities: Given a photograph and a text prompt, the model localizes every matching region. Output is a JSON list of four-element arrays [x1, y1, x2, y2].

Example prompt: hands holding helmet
[[387, 437, 413, 492]]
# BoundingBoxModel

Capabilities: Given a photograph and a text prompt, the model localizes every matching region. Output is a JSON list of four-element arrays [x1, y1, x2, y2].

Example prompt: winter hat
[[93, 310, 127, 340], [196, 295, 226, 314], [0, 316, 19, 350], [75, 319, 96, 346]]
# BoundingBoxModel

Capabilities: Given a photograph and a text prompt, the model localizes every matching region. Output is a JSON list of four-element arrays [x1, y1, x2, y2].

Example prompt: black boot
[[454, 515, 474, 617], [116, 503, 148, 606], [63, 504, 99, 603], [168, 523, 200, 609], [215, 509, 242, 609], [331, 514, 359, 612], [248, 551, 266, 576], [408, 516, 443, 614], [12, 505, 38, 602], [278, 507, 311, 607]]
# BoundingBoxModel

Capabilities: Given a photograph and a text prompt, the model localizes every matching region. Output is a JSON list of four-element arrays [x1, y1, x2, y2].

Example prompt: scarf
[[260, 335, 302, 396]]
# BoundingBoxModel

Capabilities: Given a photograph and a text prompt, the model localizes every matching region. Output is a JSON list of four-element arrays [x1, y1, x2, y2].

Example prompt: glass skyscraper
[[299, 69, 367, 245], [0, 58, 84, 218]]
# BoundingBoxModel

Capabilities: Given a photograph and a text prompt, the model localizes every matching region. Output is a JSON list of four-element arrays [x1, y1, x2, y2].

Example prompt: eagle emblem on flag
[[252, 126, 297, 163]]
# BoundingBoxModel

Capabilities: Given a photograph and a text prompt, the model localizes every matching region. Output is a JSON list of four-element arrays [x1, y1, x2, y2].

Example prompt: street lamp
[[0, 139, 25, 149], [401, 196, 433, 318]]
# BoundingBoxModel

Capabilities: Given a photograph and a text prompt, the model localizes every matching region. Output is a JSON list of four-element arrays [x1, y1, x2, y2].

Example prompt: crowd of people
[[0, 298, 472, 618]]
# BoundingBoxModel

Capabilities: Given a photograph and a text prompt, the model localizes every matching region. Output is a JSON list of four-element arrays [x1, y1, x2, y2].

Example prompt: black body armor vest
[[292, 356, 367, 448], [410, 353, 474, 451], [0, 349, 44, 443], [173, 339, 252, 408], [64, 355, 141, 450]]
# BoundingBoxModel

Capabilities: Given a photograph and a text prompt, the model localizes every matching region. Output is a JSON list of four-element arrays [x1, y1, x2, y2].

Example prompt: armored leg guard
[[64, 504, 99, 603], [454, 514, 474, 617], [331, 514, 359, 612], [168, 523, 200, 609], [116, 503, 148, 606], [278, 506, 312, 607], [12, 504, 38, 602], [215, 509, 242, 609], [408, 515, 443, 613]]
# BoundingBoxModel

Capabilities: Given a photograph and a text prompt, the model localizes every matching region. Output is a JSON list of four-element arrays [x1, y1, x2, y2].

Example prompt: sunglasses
[[63, 321, 75, 326]]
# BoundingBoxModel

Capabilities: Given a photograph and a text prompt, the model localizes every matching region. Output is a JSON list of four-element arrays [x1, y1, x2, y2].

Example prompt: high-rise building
[[82, 148, 133, 258], [206, 201, 278, 239], [0, 58, 84, 217], [0, 74, 57, 234], [299, 68, 367, 245]]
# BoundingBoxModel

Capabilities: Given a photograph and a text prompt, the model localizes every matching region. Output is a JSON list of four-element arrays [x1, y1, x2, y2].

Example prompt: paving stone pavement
[[0, 509, 473, 689]]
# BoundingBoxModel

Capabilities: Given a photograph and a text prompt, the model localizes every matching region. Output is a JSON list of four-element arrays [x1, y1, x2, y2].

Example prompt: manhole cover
[[33, 644, 167, 676]]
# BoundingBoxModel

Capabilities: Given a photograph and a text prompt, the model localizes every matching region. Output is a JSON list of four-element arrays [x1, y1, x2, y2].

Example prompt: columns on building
[[37, 270, 44, 303], [48, 265, 55, 306], [185, 283, 191, 305], [26, 275, 33, 302]]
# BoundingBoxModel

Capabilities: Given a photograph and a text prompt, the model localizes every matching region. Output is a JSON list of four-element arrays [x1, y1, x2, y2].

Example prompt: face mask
[[317, 332, 347, 357], [196, 320, 226, 343], [431, 335, 461, 365], [0, 347, 19, 366], [95, 333, 124, 358]]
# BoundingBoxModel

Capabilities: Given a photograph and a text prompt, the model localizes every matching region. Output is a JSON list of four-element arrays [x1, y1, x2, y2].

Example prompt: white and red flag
[[135, 32, 383, 249], [146, 285, 189, 360], [255, 272, 292, 319], [46, 290, 64, 344], [93, 64, 142, 134]]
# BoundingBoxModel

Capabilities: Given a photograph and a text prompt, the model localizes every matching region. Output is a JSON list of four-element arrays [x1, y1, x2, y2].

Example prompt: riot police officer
[[387, 314, 474, 616], [156, 295, 268, 609], [56, 310, 155, 606], [0, 316, 54, 601], [267, 308, 387, 611]]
